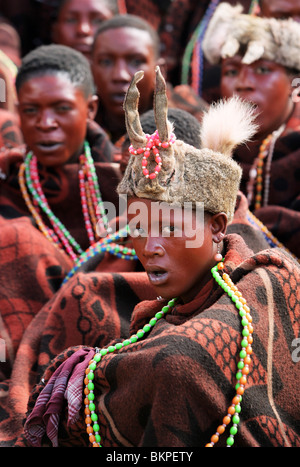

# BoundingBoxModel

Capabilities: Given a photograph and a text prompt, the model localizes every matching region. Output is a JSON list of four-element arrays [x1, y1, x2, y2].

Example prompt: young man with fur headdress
[[202, 2, 300, 260], [15, 67, 300, 448]]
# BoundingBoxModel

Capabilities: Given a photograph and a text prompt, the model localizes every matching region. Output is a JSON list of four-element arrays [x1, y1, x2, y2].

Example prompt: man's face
[[127, 197, 218, 303], [52, 0, 113, 60], [221, 56, 294, 138], [91, 27, 157, 119], [18, 73, 97, 167]]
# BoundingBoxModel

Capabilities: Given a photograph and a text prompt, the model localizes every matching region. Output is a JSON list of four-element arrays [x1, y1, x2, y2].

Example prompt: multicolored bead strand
[[181, 0, 259, 94], [19, 141, 109, 262], [19, 162, 60, 246], [129, 130, 176, 180], [246, 210, 299, 263], [83, 259, 253, 447], [83, 298, 178, 447], [62, 225, 138, 285], [82, 141, 109, 234], [190, 0, 221, 95], [208, 260, 253, 447], [247, 125, 285, 210]]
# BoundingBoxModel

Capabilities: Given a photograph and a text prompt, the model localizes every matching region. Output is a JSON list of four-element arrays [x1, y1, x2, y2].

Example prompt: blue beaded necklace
[[62, 225, 138, 285]]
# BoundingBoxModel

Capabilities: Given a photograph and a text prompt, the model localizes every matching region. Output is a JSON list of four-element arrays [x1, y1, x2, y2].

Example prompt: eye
[[162, 225, 179, 236], [56, 104, 72, 113], [97, 57, 113, 67], [222, 68, 238, 77], [129, 226, 146, 237], [255, 66, 271, 74], [21, 107, 38, 115], [129, 56, 146, 67]]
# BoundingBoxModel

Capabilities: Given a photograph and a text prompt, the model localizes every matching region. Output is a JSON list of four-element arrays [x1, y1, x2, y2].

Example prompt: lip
[[146, 265, 169, 286], [109, 92, 127, 105], [35, 141, 63, 153], [75, 43, 92, 53]]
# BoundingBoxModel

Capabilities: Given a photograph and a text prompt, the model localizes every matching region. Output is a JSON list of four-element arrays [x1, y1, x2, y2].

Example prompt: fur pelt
[[118, 67, 257, 223], [202, 2, 300, 70]]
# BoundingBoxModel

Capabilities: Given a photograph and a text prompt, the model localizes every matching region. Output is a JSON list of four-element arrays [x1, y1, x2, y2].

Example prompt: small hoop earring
[[214, 242, 223, 263]]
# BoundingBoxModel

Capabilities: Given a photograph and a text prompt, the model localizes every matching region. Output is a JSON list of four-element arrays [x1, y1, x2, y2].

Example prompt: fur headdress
[[202, 2, 300, 70], [117, 66, 257, 223]]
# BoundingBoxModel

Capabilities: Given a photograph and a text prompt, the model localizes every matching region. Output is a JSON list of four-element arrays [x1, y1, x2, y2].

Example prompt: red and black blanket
[[3, 233, 298, 447]]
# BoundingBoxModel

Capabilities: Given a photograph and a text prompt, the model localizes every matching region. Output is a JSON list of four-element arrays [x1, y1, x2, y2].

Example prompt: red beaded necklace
[[19, 141, 109, 262]]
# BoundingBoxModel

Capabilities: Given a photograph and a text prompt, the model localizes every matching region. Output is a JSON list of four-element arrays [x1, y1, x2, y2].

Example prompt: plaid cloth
[[24, 347, 94, 447]]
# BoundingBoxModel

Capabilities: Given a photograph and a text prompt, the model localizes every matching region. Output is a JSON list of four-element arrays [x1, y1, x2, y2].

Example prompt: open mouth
[[36, 141, 63, 152], [110, 92, 126, 104], [147, 270, 168, 285]]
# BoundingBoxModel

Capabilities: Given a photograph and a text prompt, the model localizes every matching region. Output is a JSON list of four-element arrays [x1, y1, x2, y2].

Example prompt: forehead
[[222, 55, 285, 70], [59, 0, 112, 15], [94, 27, 155, 55], [17, 72, 85, 100]]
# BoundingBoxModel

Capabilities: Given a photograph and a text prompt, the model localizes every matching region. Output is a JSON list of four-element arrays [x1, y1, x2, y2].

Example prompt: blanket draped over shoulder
[[0, 119, 144, 376], [9, 233, 299, 448], [234, 107, 300, 259], [0, 121, 119, 250], [0, 269, 156, 446]]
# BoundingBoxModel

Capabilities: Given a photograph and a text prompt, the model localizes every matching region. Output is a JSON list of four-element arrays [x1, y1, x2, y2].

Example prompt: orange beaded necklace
[[246, 124, 285, 210], [83, 259, 253, 448]]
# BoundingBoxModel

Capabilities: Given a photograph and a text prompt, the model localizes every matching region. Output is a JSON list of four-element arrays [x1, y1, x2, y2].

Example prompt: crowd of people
[[0, 0, 299, 448]]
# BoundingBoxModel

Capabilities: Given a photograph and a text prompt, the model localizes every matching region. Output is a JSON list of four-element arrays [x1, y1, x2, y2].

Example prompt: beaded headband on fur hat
[[117, 66, 257, 223], [202, 2, 300, 71]]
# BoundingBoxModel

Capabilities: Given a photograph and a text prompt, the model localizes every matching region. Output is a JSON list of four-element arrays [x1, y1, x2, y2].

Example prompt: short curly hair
[[16, 44, 96, 98], [92, 14, 160, 59]]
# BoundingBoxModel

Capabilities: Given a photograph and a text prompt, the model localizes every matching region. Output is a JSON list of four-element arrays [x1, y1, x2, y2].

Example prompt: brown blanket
[[0, 269, 156, 446], [8, 233, 300, 447]]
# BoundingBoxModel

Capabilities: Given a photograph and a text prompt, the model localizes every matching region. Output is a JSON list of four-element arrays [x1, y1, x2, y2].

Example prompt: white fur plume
[[200, 96, 258, 157]]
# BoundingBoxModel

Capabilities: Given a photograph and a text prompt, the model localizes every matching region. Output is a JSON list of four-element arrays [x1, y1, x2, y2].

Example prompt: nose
[[36, 109, 58, 131], [235, 66, 255, 93], [142, 234, 164, 258], [76, 18, 92, 36], [111, 59, 132, 82]]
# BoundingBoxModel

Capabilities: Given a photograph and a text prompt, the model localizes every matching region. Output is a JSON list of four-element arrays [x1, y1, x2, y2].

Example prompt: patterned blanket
[[6, 233, 299, 447], [0, 269, 156, 446]]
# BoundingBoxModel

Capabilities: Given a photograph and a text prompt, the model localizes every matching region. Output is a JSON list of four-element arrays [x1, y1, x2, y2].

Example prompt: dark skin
[[17, 73, 98, 167], [127, 197, 227, 304], [260, 0, 300, 22], [221, 56, 295, 158], [91, 26, 164, 143], [51, 0, 114, 61]]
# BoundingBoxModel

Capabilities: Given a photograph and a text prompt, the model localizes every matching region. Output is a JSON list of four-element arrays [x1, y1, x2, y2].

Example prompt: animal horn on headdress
[[123, 70, 147, 147], [153, 65, 170, 143]]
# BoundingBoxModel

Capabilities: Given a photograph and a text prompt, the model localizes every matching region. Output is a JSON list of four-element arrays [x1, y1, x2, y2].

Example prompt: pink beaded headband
[[128, 129, 176, 180]]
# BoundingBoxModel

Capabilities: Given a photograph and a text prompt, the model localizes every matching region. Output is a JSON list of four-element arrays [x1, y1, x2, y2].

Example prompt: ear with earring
[[214, 233, 224, 263]]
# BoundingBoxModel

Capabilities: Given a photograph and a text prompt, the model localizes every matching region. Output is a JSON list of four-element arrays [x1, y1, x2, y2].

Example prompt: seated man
[[19, 67, 300, 448], [203, 2, 300, 259], [91, 14, 207, 146]]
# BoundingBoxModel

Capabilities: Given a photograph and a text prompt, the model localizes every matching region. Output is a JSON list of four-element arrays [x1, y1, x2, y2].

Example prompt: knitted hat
[[117, 66, 257, 223], [202, 2, 300, 71]]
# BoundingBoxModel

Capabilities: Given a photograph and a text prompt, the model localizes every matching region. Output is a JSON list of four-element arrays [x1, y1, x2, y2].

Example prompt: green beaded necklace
[[84, 260, 253, 447]]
